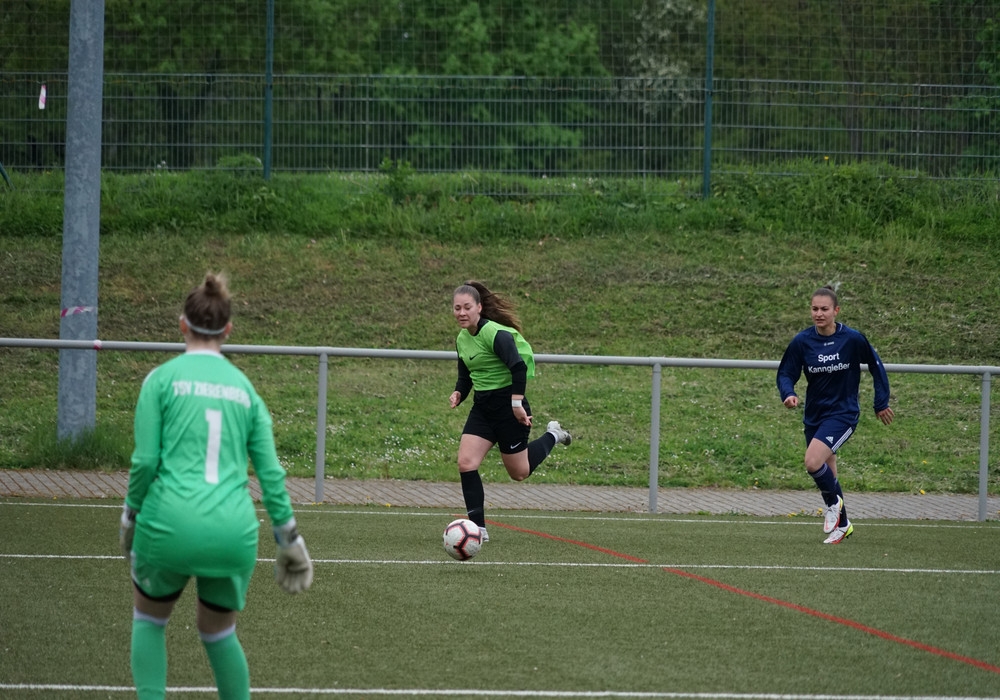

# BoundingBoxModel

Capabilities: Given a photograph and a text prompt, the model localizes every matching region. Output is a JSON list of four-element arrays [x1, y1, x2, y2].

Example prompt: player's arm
[[248, 393, 295, 526], [859, 334, 893, 420], [126, 371, 164, 510], [493, 330, 530, 424], [776, 340, 803, 407], [492, 330, 527, 396], [120, 372, 163, 559], [452, 358, 472, 405], [247, 392, 314, 594]]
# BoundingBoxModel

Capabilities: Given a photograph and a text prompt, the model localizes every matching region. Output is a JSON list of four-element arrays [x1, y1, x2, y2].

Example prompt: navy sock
[[460, 470, 485, 527], [527, 433, 557, 474], [834, 478, 847, 525], [810, 463, 841, 507]]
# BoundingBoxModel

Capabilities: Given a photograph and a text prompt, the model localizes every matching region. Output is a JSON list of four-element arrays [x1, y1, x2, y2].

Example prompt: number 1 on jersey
[[204, 408, 222, 484]]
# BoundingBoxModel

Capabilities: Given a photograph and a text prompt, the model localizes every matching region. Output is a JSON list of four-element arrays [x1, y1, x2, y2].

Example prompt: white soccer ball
[[442, 519, 483, 561]]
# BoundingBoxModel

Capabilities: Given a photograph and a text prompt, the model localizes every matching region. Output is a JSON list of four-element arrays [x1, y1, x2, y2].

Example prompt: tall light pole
[[57, 0, 105, 441]]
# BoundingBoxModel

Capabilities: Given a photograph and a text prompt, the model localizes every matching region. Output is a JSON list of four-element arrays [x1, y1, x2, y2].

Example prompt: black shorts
[[462, 391, 532, 454]]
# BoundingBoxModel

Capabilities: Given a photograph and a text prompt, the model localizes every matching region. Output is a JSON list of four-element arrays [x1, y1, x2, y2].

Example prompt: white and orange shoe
[[823, 495, 844, 534], [823, 520, 854, 544]]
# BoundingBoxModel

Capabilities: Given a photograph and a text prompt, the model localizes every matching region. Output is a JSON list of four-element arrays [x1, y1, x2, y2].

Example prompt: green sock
[[131, 615, 168, 700], [201, 626, 250, 700]]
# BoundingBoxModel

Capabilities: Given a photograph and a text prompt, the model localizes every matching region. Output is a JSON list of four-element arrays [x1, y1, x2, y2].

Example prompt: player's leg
[[804, 436, 835, 477], [500, 432, 556, 480], [806, 421, 855, 537], [495, 399, 570, 481], [458, 433, 493, 529], [503, 419, 572, 480], [458, 402, 499, 531], [130, 574, 184, 700], [806, 444, 848, 537], [528, 421, 572, 471], [197, 573, 252, 700], [199, 623, 248, 700], [826, 451, 844, 514], [195, 554, 255, 699], [500, 448, 531, 481], [496, 406, 534, 481], [803, 427, 842, 527]]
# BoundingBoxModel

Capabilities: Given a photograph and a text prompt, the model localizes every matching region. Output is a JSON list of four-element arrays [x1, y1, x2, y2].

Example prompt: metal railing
[[2, 337, 996, 519]]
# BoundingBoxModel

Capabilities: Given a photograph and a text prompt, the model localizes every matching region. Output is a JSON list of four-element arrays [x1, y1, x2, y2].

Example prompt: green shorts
[[131, 551, 255, 612]]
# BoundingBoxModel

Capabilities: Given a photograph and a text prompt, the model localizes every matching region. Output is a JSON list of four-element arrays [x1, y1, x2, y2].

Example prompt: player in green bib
[[118, 273, 314, 700], [449, 281, 572, 542]]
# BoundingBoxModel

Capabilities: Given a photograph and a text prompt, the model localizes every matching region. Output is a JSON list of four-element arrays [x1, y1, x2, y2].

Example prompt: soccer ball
[[442, 519, 483, 561]]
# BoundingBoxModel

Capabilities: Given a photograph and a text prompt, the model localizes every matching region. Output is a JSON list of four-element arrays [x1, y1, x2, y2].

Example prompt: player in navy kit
[[449, 281, 572, 542], [777, 285, 894, 544]]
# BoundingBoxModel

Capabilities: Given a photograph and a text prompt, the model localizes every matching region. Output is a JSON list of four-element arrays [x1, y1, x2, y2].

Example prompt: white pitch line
[[0, 553, 996, 576], [312, 559, 1000, 575], [0, 685, 997, 699], [0, 501, 123, 509], [0, 554, 122, 561], [2, 500, 997, 531]]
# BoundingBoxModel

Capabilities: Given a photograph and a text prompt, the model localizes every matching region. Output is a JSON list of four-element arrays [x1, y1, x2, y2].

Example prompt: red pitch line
[[490, 521, 648, 563], [488, 520, 1000, 676]]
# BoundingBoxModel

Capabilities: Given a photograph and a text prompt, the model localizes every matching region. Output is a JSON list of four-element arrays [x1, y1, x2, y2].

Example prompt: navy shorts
[[804, 417, 857, 454], [462, 392, 532, 454]]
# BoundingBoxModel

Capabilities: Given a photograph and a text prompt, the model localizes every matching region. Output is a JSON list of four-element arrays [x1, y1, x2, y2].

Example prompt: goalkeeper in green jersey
[[119, 272, 313, 700]]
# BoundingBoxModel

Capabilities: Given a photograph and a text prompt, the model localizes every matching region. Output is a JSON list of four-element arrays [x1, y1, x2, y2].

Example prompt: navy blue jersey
[[777, 322, 891, 428]]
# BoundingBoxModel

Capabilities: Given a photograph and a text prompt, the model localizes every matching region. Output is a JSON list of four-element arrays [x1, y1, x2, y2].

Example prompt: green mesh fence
[[1, 1, 998, 184]]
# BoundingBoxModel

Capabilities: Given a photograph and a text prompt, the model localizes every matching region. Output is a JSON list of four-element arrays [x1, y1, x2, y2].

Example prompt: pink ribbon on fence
[[60, 306, 96, 317]]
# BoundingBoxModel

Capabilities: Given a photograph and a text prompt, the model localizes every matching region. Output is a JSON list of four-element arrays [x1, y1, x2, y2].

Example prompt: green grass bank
[[1, 162, 998, 494]]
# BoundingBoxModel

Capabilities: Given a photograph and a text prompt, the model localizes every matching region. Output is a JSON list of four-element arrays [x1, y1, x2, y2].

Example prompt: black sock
[[527, 433, 557, 474], [460, 470, 485, 527]]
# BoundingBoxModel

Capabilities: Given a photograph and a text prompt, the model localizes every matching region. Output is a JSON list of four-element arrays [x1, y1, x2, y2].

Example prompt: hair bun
[[202, 272, 229, 298]]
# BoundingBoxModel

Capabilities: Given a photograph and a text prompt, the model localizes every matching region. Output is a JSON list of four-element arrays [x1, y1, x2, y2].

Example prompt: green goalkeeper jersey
[[127, 350, 294, 577]]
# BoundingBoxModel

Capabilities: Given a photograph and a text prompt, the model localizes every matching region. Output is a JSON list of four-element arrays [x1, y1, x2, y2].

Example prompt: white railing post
[[979, 371, 992, 521], [314, 352, 329, 503], [649, 363, 661, 513]]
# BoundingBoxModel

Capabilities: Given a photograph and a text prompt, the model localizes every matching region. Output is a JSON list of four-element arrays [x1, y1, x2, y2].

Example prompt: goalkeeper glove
[[273, 518, 314, 594], [119, 504, 137, 560]]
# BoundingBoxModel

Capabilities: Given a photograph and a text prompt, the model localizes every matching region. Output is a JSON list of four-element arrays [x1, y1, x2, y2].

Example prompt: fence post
[[701, 0, 716, 200], [649, 363, 662, 513], [314, 351, 329, 502], [979, 371, 992, 521], [263, 0, 274, 179]]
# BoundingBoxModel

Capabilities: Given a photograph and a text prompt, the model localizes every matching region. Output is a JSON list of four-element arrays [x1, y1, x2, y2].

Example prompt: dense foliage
[[2, 159, 997, 243]]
